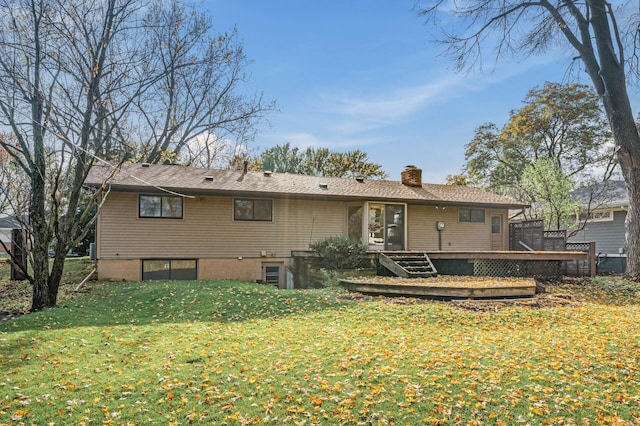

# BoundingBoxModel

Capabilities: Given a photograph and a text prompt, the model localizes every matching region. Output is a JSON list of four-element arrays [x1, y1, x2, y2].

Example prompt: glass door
[[368, 204, 385, 250], [385, 204, 405, 251], [366, 203, 405, 251]]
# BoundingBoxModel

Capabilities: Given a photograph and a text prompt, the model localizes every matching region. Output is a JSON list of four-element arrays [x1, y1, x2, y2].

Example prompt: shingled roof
[[571, 180, 628, 208], [85, 163, 526, 208]]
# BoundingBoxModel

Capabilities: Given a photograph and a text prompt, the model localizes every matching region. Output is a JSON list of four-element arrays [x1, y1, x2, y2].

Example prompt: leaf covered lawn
[[1, 279, 640, 425], [345, 275, 536, 288]]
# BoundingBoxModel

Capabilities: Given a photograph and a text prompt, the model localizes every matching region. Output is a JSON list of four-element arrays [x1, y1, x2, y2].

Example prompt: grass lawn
[[1, 271, 640, 424], [0, 258, 95, 314]]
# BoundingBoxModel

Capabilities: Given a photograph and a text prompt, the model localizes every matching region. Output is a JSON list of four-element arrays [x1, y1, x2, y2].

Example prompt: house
[[568, 180, 628, 273], [0, 216, 19, 252], [84, 163, 525, 286]]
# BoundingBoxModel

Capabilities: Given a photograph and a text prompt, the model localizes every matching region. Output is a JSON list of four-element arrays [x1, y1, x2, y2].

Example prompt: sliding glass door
[[366, 203, 405, 251]]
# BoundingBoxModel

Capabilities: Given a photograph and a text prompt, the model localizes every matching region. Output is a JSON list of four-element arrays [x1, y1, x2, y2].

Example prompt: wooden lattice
[[473, 259, 562, 278]]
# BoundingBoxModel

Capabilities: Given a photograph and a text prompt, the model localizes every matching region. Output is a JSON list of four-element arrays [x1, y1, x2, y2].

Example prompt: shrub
[[309, 236, 369, 270]]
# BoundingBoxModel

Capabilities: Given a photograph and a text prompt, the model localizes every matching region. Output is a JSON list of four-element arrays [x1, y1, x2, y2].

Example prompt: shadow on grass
[[0, 280, 346, 333]]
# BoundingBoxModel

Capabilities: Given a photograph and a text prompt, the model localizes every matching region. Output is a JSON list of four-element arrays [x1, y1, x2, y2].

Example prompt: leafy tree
[[256, 143, 388, 179], [261, 143, 306, 175], [520, 158, 580, 230], [0, 0, 271, 311], [464, 83, 613, 196], [417, 0, 640, 276], [445, 174, 469, 185]]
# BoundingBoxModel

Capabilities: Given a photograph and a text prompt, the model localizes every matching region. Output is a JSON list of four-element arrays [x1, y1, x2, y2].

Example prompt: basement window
[[142, 259, 197, 280]]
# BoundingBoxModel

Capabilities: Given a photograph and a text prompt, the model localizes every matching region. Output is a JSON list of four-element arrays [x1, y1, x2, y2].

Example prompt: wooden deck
[[340, 276, 537, 299], [426, 250, 587, 261]]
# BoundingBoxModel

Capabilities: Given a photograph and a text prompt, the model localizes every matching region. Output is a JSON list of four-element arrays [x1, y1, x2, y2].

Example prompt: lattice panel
[[473, 259, 562, 278], [566, 242, 591, 251]]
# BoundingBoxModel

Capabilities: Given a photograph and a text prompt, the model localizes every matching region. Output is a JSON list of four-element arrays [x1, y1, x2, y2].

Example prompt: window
[[142, 259, 197, 280], [139, 195, 183, 218], [459, 208, 485, 223], [347, 205, 363, 242], [491, 216, 501, 234], [577, 209, 614, 222], [234, 199, 273, 221]]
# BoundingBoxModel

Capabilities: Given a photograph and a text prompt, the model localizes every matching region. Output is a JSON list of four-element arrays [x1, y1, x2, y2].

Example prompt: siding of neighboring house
[[568, 210, 627, 255], [0, 229, 11, 251]]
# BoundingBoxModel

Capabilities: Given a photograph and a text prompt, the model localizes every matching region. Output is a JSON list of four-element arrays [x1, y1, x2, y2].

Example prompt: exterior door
[[491, 215, 504, 250], [384, 204, 405, 250], [367, 203, 405, 251]]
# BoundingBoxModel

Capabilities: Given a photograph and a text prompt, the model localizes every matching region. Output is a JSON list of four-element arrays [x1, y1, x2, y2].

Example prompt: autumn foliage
[[1, 278, 639, 424]]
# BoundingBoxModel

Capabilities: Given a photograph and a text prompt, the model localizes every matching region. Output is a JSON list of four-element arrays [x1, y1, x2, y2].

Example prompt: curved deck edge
[[340, 279, 536, 299]]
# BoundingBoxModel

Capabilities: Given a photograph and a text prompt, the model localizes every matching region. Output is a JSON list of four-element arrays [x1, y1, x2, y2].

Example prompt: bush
[[309, 237, 369, 270]]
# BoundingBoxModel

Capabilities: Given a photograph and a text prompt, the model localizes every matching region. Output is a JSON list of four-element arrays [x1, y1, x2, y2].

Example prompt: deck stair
[[379, 251, 437, 278]]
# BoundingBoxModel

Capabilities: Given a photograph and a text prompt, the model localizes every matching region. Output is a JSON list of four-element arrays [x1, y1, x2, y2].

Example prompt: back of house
[[84, 163, 524, 287]]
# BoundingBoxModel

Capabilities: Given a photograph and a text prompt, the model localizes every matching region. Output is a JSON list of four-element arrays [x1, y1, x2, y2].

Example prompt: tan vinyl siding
[[97, 192, 345, 259], [407, 205, 508, 251]]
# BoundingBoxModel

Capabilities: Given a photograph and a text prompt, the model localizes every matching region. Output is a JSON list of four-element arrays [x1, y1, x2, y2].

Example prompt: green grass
[[1, 278, 640, 424], [0, 258, 95, 314]]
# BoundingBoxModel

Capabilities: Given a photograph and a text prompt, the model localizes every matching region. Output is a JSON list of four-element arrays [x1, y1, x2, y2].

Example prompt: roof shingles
[[85, 163, 525, 208]]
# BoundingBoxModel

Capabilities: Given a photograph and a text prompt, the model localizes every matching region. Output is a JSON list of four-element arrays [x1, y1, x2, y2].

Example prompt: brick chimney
[[401, 165, 422, 187]]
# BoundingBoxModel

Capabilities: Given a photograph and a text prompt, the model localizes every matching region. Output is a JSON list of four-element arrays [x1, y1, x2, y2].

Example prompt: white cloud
[[325, 73, 464, 121]]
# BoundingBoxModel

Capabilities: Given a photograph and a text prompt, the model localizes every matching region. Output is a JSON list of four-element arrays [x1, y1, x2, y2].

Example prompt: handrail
[[518, 241, 534, 251]]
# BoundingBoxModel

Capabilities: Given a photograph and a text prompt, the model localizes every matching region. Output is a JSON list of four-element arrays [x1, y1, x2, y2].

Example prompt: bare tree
[[0, 0, 145, 310], [131, 0, 275, 166], [418, 0, 640, 277]]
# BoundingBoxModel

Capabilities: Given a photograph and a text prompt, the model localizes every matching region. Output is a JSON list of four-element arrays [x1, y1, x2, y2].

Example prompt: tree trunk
[[30, 153, 51, 311], [625, 172, 640, 277], [598, 80, 640, 277], [48, 253, 65, 307], [583, 0, 640, 277]]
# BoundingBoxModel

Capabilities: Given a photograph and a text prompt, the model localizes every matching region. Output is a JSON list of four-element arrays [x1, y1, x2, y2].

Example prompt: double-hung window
[[234, 199, 273, 221], [139, 195, 183, 219]]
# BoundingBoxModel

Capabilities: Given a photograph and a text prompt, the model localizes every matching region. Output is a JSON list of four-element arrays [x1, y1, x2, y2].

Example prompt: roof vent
[[204, 176, 214, 182], [319, 183, 328, 190], [264, 170, 273, 177], [141, 163, 150, 168], [356, 177, 365, 183]]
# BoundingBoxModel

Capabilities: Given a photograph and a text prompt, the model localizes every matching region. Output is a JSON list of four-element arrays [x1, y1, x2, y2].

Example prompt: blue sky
[[208, 1, 620, 183]]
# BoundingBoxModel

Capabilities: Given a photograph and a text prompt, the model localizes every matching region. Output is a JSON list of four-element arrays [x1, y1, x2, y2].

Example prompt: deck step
[[379, 251, 437, 278]]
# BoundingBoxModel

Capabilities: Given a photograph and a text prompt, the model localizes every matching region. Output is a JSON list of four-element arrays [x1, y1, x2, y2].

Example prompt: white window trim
[[577, 208, 614, 223], [364, 201, 408, 251]]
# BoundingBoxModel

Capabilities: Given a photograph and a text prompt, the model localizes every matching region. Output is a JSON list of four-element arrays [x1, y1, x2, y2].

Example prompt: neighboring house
[[84, 163, 525, 286], [568, 180, 628, 273], [0, 216, 19, 252]]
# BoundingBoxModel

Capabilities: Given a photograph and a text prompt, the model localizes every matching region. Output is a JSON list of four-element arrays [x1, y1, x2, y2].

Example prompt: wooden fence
[[509, 220, 595, 277]]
